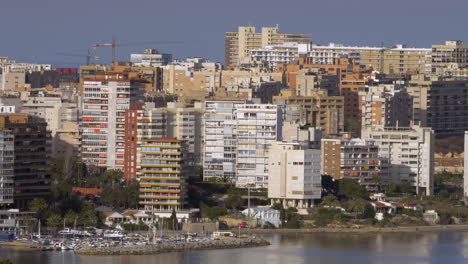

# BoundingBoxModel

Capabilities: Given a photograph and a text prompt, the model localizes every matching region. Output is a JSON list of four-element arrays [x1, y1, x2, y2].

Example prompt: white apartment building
[[235, 104, 281, 188], [267, 141, 321, 212], [250, 42, 311, 70], [81, 76, 144, 170], [203, 101, 282, 187], [361, 125, 434, 196], [0, 130, 14, 208], [203, 100, 246, 183]]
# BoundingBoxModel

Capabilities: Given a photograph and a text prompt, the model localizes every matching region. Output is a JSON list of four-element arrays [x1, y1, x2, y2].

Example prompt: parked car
[[239, 222, 250, 228]]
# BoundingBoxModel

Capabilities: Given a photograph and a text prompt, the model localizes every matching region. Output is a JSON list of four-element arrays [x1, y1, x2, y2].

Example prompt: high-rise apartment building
[[267, 141, 321, 212], [235, 104, 281, 188], [431, 40, 468, 76], [225, 25, 310, 68], [0, 114, 50, 209], [137, 138, 186, 212], [203, 101, 282, 187], [124, 105, 167, 182], [0, 130, 14, 209], [81, 72, 145, 170], [203, 100, 246, 183], [361, 125, 434, 196], [321, 138, 381, 191]]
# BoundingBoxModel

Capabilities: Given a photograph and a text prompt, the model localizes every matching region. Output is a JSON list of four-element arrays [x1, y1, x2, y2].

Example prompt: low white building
[[104, 210, 193, 228], [267, 141, 321, 213], [241, 207, 281, 228]]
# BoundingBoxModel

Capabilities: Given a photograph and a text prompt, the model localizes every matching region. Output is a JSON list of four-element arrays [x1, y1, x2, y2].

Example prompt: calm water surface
[[2, 232, 468, 264]]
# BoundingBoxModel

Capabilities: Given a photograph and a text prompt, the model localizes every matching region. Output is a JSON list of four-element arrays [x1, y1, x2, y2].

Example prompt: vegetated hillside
[[435, 136, 464, 154]]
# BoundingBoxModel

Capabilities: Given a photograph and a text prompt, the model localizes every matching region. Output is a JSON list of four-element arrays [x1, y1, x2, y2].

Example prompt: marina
[[0, 229, 268, 254]]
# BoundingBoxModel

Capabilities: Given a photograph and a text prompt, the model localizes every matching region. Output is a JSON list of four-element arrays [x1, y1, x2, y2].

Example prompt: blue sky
[[1, 0, 467, 67]]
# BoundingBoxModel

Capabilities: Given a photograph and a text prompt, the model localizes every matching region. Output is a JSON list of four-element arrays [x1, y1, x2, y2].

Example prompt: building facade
[[0, 114, 50, 209], [321, 138, 381, 191], [267, 141, 321, 212], [408, 75, 468, 137], [431, 40, 468, 76], [0, 130, 14, 209], [250, 42, 311, 70], [309, 43, 431, 74], [235, 104, 281, 188], [361, 125, 434, 196], [137, 138, 186, 212], [203, 100, 245, 183], [273, 90, 344, 136], [81, 73, 144, 170]]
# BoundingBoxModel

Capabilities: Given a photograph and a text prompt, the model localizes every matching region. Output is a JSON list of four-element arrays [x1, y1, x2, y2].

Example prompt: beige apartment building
[[432, 40, 468, 76], [310, 43, 431, 74], [273, 89, 344, 136], [225, 25, 310, 68], [267, 141, 321, 212]]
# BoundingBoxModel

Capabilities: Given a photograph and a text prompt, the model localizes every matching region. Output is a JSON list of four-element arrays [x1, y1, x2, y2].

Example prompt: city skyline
[[1, 0, 467, 66]]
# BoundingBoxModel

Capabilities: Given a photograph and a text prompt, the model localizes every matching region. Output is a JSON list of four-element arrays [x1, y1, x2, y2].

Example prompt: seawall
[[75, 238, 270, 255]]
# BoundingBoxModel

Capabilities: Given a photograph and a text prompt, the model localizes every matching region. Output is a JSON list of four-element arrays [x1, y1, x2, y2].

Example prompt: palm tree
[[320, 194, 340, 208]]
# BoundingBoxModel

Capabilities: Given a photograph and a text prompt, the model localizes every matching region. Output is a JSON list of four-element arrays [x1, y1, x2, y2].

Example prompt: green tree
[[338, 179, 369, 200], [79, 202, 97, 227], [202, 205, 228, 220], [47, 213, 63, 230], [168, 209, 178, 230], [362, 203, 376, 219], [283, 207, 301, 228], [29, 198, 49, 222], [64, 211, 79, 227]]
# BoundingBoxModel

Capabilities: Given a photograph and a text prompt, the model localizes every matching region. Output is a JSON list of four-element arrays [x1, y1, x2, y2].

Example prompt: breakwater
[[75, 237, 270, 255]]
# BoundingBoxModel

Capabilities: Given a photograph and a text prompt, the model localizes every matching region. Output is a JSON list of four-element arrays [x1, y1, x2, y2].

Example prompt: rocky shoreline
[[75, 238, 270, 255]]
